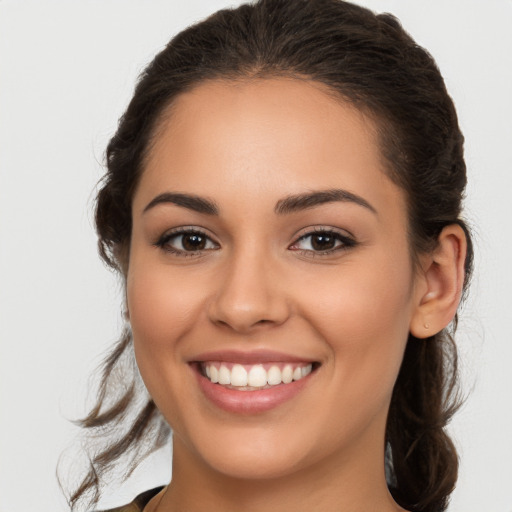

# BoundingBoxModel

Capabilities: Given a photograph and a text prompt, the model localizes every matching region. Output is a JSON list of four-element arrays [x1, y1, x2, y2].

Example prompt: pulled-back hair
[[66, 1, 473, 510]]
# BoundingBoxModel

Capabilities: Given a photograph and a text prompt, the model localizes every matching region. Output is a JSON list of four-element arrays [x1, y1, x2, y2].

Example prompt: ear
[[410, 224, 467, 339]]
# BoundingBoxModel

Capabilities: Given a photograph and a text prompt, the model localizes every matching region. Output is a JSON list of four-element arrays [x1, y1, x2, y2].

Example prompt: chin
[[174, 420, 318, 481], [203, 446, 310, 481]]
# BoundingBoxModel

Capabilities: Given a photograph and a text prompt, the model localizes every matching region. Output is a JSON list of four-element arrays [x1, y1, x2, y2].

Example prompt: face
[[127, 78, 424, 481]]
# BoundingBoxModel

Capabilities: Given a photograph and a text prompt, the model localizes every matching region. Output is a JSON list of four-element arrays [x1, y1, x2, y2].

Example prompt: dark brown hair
[[66, 0, 473, 510]]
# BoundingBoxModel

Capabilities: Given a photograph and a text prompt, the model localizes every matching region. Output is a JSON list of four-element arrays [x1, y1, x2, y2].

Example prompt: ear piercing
[[424, 322, 430, 329]]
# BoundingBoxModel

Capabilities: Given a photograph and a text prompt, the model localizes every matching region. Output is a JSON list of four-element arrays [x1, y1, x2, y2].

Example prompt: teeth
[[202, 362, 313, 389], [231, 364, 248, 386], [218, 365, 231, 385], [248, 365, 267, 387], [267, 365, 282, 385], [282, 365, 293, 384]]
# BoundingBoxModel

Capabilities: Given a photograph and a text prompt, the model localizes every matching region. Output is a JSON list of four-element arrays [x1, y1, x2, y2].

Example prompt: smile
[[190, 351, 320, 414], [201, 362, 314, 390]]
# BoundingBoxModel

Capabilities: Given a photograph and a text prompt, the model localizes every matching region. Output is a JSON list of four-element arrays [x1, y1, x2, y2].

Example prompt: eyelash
[[154, 227, 356, 257]]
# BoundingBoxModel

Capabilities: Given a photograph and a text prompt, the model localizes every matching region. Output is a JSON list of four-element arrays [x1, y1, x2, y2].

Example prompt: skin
[[126, 78, 466, 512]]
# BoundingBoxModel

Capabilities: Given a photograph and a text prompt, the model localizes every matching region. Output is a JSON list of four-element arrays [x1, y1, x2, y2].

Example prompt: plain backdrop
[[1, 1, 511, 511]]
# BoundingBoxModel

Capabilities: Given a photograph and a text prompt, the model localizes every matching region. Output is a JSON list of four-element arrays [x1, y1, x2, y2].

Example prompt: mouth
[[190, 351, 320, 414], [199, 361, 316, 390]]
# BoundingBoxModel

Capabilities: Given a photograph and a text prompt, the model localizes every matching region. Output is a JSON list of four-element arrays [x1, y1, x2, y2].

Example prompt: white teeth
[[248, 365, 267, 387], [267, 365, 282, 385], [282, 365, 293, 384], [301, 364, 312, 377], [231, 364, 248, 386], [203, 362, 315, 388], [218, 365, 231, 385]]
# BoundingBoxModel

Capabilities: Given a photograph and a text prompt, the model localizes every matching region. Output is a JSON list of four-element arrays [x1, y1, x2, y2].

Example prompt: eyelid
[[292, 225, 355, 240]]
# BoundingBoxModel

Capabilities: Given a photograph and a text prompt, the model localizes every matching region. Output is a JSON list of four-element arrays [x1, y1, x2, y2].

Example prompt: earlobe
[[410, 224, 467, 339]]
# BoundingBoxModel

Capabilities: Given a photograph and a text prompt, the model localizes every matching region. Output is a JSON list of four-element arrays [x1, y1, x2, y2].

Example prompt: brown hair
[[66, 0, 473, 510]]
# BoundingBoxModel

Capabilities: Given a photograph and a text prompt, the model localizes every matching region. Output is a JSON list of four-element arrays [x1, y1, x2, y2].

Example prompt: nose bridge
[[208, 240, 289, 332]]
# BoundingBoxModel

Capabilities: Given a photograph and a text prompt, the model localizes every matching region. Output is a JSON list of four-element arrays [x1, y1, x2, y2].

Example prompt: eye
[[289, 229, 356, 254], [155, 228, 219, 255]]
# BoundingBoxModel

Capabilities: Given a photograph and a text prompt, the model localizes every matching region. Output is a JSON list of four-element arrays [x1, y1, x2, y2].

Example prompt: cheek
[[127, 266, 202, 351], [126, 267, 206, 432], [296, 261, 414, 447], [303, 253, 412, 331], [125, 260, 207, 409], [297, 250, 414, 389]]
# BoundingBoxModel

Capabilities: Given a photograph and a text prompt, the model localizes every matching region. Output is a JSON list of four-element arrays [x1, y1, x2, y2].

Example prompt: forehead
[[135, 77, 404, 220]]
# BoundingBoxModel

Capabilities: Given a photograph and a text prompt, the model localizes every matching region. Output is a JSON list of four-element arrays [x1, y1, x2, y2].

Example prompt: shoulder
[[94, 487, 165, 512]]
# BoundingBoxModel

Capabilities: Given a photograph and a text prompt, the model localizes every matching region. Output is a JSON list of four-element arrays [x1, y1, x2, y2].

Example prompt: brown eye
[[182, 233, 207, 251], [310, 233, 336, 251], [289, 229, 356, 254]]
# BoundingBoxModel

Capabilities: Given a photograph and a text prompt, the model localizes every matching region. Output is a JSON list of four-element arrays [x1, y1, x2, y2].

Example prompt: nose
[[207, 248, 291, 333]]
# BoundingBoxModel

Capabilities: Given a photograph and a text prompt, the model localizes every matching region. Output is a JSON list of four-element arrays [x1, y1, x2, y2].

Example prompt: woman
[[68, 0, 473, 510]]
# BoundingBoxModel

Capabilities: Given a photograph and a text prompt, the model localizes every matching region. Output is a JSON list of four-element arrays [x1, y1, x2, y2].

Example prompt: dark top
[[97, 487, 164, 512]]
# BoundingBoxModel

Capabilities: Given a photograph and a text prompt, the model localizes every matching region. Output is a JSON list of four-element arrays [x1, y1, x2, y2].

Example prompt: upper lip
[[189, 349, 316, 364]]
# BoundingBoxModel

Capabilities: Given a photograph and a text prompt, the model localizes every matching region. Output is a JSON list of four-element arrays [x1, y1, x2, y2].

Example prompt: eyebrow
[[143, 188, 376, 217], [274, 189, 377, 215], [143, 192, 219, 215]]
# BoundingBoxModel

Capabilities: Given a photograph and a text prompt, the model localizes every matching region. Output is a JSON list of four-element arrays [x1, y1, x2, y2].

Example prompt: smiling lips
[[192, 352, 318, 413]]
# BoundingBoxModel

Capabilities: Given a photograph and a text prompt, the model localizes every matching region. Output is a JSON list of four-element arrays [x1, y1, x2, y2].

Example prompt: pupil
[[312, 234, 335, 250], [183, 234, 205, 251]]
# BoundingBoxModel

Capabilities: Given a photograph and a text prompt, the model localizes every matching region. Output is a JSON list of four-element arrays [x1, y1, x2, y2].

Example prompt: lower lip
[[193, 365, 314, 414]]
